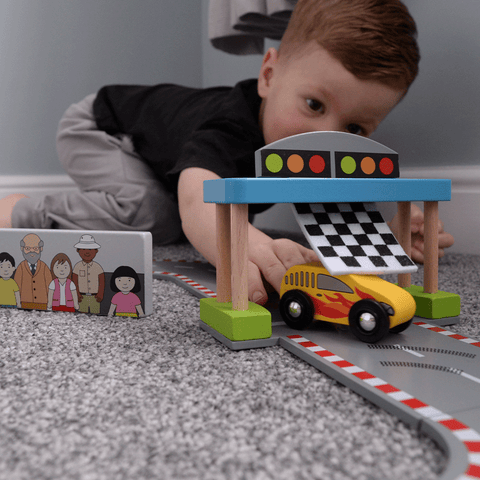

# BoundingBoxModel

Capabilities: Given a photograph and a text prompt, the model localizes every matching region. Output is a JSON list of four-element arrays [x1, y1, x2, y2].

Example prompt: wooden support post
[[215, 204, 231, 303], [424, 201, 439, 294], [231, 204, 249, 311], [397, 201, 412, 288]]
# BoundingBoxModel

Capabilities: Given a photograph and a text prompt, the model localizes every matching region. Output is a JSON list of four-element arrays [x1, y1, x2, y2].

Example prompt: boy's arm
[[178, 167, 317, 305], [14, 290, 21, 309]]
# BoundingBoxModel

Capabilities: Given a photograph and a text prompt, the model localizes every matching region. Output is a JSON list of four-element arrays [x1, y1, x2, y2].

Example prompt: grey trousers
[[12, 94, 183, 244]]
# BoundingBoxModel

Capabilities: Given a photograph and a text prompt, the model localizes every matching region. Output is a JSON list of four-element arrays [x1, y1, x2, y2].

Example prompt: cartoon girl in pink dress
[[47, 253, 80, 312], [108, 266, 144, 317]]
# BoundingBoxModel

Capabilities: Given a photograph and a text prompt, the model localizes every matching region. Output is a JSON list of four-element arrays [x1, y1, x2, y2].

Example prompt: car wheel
[[348, 299, 390, 343], [279, 290, 314, 330], [390, 318, 413, 334]]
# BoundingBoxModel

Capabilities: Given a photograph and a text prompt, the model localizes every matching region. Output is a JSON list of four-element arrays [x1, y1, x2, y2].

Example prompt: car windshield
[[316, 274, 353, 294]]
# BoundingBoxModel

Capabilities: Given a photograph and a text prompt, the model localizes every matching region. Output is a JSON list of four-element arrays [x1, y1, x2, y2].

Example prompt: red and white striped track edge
[[288, 334, 480, 480], [414, 321, 480, 349], [158, 271, 216, 298]]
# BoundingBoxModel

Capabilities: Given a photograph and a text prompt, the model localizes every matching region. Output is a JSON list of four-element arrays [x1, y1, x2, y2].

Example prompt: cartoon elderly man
[[14, 233, 53, 310], [72, 234, 105, 314]]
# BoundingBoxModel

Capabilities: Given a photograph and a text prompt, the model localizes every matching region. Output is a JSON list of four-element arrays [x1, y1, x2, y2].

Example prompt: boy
[[0, 252, 21, 309], [0, 0, 453, 305]]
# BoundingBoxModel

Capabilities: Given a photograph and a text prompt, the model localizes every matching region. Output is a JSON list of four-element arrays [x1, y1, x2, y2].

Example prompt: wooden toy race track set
[[154, 132, 475, 480], [0, 132, 476, 479]]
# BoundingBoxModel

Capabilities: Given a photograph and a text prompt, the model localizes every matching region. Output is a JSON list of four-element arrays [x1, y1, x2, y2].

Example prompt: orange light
[[287, 154, 304, 173], [361, 157, 376, 175]]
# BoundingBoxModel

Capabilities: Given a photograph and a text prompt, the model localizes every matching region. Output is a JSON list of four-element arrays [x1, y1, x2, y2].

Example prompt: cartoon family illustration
[[0, 233, 144, 317]]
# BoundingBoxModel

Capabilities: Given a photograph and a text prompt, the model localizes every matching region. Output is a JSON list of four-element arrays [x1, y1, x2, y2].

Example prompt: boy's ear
[[257, 47, 278, 98]]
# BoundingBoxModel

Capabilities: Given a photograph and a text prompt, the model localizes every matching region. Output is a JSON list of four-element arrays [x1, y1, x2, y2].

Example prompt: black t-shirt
[[93, 79, 270, 213]]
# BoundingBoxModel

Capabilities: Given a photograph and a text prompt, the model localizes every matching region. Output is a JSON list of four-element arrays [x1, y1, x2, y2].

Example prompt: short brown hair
[[279, 0, 420, 90]]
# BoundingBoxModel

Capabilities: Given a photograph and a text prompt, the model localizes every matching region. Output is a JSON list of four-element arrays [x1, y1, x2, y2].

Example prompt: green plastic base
[[404, 286, 461, 319], [199, 297, 272, 341]]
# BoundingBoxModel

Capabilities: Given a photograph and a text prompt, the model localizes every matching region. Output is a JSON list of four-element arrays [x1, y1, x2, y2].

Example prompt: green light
[[265, 153, 283, 173], [341, 156, 356, 175]]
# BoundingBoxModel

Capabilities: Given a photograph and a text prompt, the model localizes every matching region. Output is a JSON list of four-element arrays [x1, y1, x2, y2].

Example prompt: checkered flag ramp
[[293, 202, 418, 275]]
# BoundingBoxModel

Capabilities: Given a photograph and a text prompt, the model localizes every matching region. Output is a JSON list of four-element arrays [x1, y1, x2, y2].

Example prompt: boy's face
[[257, 44, 405, 145], [0, 260, 14, 280], [77, 248, 98, 263]]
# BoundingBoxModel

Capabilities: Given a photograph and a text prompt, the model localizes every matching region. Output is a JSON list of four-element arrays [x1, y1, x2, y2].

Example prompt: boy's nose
[[315, 117, 343, 133]]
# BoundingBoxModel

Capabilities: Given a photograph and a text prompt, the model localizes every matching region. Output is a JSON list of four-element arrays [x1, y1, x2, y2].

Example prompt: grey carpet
[[0, 237, 478, 480]]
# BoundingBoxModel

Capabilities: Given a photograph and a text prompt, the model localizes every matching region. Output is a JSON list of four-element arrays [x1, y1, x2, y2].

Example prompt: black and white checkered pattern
[[293, 202, 418, 275]]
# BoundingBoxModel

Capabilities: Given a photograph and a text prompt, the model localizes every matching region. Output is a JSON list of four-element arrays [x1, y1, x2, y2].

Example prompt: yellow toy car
[[279, 262, 416, 343]]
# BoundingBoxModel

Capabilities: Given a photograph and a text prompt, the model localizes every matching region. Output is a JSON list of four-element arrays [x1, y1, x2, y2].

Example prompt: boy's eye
[[346, 123, 363, 135], [306, 98, 325, 113]]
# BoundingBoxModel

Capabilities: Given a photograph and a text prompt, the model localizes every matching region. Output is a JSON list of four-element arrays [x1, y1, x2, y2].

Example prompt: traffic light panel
[[259, 149, 331, 178], [257, 149, 399, 178], [335, 151, 399, 178]]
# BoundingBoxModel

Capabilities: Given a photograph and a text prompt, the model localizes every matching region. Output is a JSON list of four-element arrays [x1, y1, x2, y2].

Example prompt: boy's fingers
[[410, 246, 424, 264], [249, 245, 319, 303], [249, 239, 310, 296], [299, 244, 319, 262], [415, 224, 453, 247], [259, 263, 293, 295], [408, 204, 423, 234], [410, 203, 424, 220], [411, 229, 454, 264], [248, 261, 268, 305], [439, 231, 454, 249]]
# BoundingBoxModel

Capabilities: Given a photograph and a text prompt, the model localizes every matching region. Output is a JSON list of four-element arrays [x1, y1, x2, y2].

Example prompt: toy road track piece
[[153, 260, 480, 480]]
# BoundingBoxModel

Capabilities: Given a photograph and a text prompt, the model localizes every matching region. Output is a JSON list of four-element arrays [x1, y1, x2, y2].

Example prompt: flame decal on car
[[355, 287, 375, 300], [309, 287, 375, 320]]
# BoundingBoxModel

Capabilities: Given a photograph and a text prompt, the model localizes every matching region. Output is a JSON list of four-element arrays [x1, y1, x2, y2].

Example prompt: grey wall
[[201, 0, 263, 88], [0, 0, 202, 175], [369, 0, 480, 167]]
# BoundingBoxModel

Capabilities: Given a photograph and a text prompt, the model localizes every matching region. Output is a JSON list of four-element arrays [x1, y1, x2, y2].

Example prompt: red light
[[379, 157, 394, 175], [309, 155, 326, 173]]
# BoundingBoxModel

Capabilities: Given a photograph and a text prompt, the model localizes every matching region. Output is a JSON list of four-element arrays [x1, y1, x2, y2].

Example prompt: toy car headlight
[[380, 302, 394, 316]]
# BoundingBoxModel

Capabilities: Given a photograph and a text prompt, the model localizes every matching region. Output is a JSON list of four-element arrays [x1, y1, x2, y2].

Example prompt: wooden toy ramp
[[154, 260, 479, 480]]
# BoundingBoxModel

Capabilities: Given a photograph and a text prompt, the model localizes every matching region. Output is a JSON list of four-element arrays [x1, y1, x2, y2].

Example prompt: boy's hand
[[248, 238, 318, 305], [178, 168, 319, 305], [389, 203, 454, 264]]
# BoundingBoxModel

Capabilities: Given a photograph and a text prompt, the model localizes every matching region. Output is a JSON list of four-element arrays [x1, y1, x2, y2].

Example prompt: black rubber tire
[[390, 318, 413, 334], [279, 290, 314, 330], [348, 299, 390, 343]]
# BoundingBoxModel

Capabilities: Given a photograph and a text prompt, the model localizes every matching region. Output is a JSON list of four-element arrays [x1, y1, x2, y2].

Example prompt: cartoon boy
[[72, 234, 105, 314], [0, 252, 21, 308]]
